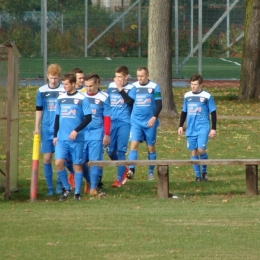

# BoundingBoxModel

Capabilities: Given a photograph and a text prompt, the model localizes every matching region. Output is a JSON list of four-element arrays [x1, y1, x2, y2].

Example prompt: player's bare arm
[[34, 110, 42, 134], [103, 135, 110, 147]]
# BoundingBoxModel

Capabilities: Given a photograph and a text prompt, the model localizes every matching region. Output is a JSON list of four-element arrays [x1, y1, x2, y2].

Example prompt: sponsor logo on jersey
[[188, 98, 192, 101], [74, 99, 79, 104], [95, 99, 100, 104], [45, 93, 50, 97], [112, 90, 116, 92], [62, 100, 66, 102], [200, 97, 205, 102]]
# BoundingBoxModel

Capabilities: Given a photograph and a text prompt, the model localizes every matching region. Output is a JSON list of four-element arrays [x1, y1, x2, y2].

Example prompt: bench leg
[[246, 165, 258, 196], [157, 165, 169, 198]]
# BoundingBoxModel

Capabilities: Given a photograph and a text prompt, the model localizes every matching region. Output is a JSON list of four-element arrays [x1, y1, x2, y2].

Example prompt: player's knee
[[197, 149, 206, 155], [55, 159, 64, 171]]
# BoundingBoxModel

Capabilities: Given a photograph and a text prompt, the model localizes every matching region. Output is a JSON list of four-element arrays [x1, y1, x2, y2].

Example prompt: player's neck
[[48, 83, 60, 89], [87, 91, 98, 96], [192, 89, 202, 94], [67, 90, 77, 95]]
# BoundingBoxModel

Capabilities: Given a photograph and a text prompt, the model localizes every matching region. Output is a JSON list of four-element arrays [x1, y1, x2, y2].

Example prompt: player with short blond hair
[[34, 63, 65, 196]]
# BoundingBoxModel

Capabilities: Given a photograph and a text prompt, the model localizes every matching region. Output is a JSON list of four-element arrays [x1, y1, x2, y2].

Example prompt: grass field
[[20, 56, 242, 80], [1, 86, 260, 259]]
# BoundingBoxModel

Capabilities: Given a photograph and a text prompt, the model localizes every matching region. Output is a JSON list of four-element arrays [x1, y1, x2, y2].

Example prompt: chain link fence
[[0, 0, 244, 82]]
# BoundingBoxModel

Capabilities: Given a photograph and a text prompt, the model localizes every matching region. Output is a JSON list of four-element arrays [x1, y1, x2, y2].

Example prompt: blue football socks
[[191, 155, 201, 178], [200, 152, 208, 173]]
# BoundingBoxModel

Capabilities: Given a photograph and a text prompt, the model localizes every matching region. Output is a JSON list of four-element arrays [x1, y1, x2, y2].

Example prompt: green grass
[[1, 86, 260, 259], [20, 57, 242, 79]]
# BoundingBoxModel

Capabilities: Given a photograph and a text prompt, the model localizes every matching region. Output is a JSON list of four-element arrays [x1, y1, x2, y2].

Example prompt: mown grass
[[1, 86, 260, 259]]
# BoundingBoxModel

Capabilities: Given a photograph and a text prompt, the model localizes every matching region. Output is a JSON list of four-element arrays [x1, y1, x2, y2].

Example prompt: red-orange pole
[[30, 134, 40, 202]]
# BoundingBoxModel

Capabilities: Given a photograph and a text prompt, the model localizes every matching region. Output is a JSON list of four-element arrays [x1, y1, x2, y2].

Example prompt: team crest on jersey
[[148, 88, 153, 93], [124, 89, 129, 93], [200, 97, 205, 102], [92, 109, 96, 114], [95, 99, 100, 104], [59, 92, 63, 96], [74, 99, 79, 104]]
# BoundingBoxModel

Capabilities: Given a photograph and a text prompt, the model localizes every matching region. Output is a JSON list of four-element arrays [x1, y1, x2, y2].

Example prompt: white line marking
[[220, 58, 241, 66]]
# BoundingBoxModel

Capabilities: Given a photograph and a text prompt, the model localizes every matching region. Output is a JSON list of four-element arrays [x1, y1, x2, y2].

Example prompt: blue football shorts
[[55, 140, 85, 165], [130, 123, 157, 146], [186, 134, 209, 151], [40, 135, 55, 153], [107, 120, 130, 154], [83, 140, 103, 162]]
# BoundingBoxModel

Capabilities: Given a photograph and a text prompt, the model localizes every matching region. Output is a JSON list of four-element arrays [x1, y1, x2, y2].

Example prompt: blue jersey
[[56, 92, 91, 141], [182, 90, 216, 136], [36, 83, 65, 136], [131, 80, 162, 128], [107, 82, 136, 124], [83, 90, 110, 141]]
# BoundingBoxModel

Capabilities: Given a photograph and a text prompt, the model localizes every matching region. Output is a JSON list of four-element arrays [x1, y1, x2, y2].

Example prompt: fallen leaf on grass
[[246, 146, 251, 150], [46, 242, 60, 246], [222, 199, 228, 203], [24, 209, 31, 212]]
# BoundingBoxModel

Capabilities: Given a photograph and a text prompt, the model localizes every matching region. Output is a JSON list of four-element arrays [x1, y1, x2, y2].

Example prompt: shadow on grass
[[2, 178, 246, 203]]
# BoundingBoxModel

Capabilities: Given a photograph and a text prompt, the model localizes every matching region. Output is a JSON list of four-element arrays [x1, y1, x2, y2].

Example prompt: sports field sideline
[[20, 56, 241, 81]]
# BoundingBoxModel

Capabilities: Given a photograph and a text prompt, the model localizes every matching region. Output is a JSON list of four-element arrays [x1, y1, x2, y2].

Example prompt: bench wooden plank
[[87, 159, 260, 198], [88, 159, 260, 167]]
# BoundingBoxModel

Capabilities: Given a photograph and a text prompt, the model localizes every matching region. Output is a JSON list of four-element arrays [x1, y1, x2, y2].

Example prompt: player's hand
[[114, 77, 124, 91], [147, 116, 156, 127], [33, 128, 40, 134], [69, 130, 78, 140], [178, 127, 183, 136], [53, 137, 57, 146], [103, 135, 110, 147], [209, 129, 216, 138]]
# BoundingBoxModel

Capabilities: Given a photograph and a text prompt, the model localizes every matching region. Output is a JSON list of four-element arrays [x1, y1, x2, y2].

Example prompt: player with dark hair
[[107, 66, 136, 187], [71, 67, 85, 91], [53, 73, 92, 201], [178, 73, 217, 181], [127, 67, 162, 180], [81, 73, 110, 195], [34, 63, 65, 196], [66, 67, 85, 188]]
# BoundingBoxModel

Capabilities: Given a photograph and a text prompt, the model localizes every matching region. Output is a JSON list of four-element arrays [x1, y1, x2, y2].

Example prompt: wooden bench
[[88, 159, 260, 198]]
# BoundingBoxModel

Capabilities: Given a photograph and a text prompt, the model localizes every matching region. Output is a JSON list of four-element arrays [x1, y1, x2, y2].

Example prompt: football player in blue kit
[[107, 66, 136, 187], [66, 67, 85, 189], [127, 67, 162, 180], [34, 64, 65, 196], [53, 73, 92, 201], [178, 74, 217, 181], [82, 73, 110, 196]]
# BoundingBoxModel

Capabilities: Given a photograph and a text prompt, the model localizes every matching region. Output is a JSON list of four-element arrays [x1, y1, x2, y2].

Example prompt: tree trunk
[[239, 0, 260, 100], [148, 0, 178, 117]]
